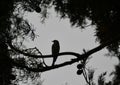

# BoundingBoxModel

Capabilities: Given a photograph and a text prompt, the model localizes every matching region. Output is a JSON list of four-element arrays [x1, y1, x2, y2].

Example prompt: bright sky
[[22, 8, 119, 85]]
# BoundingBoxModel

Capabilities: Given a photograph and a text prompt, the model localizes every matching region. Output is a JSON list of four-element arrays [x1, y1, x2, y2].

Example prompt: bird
[[52, 40, 60, 66]]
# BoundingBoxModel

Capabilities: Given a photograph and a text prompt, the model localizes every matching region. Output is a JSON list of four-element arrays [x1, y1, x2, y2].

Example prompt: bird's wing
[[52, 43, 60, 55]]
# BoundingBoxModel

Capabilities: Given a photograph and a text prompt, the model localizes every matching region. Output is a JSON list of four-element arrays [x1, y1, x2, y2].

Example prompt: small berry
[[77, 64, 83, 69], [77, 69, 83, 75], [35, 7, 41, 13]]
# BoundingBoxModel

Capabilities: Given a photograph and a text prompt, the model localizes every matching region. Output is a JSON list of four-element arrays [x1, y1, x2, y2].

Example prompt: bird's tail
[[52, 55, 57, 66]]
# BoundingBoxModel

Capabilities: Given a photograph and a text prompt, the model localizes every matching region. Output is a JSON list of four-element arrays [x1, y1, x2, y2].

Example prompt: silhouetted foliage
[[1, 0, 120, 85], [112, 63, 120, 85], [52, 0, 120, 54], [0, 0, 42, 84], [98, 72, 106, 85], [17, 0, 120, 54], [0, 0, 15, 84]]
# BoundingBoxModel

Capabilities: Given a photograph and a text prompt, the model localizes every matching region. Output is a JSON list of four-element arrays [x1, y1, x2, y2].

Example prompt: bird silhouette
[[52, 40, 60, 66]]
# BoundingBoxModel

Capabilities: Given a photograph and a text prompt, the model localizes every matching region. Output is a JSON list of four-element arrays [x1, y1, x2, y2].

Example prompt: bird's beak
[[52, 40, 55, 42]]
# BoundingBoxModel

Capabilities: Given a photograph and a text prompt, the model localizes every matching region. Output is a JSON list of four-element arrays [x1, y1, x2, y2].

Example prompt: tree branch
[[11, 57, 80, 72], [8, 34, 120, 72], [8, 34, 120, 60], [8, 42, 81, 58]]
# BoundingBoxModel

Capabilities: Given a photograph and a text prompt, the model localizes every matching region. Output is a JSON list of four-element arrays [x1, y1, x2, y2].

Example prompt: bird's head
[[52, 40, 59, 43]]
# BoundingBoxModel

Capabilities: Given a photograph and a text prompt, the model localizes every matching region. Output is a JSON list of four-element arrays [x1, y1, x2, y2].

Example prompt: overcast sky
[[21, 8, 119, 85]]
